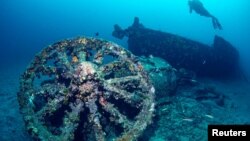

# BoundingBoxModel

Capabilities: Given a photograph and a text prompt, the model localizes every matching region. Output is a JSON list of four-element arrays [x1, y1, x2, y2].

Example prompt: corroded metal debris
[[18, 37, 155, 141], [113, 17, 240, 78], [139, 56, 177, 98]]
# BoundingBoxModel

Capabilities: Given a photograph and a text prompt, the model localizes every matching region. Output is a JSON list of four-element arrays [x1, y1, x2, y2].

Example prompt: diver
[[95, 32, 99, 36], [188, 0, 222, 30]]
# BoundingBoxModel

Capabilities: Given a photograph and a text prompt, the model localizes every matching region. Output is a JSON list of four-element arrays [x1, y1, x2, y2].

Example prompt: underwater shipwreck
[[113, 17, 240, 78], [18, 37, 155, 141], [18, 18, 244, 141]]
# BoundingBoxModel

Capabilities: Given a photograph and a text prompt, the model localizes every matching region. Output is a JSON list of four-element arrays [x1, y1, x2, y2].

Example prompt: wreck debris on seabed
[[139, 56, 178, 99], [17, 18, 248, 141], [17, 37, 155, 141], [138, 56, 245, 141], [111, 18, 247, 140], [112, 17, 241, 79]]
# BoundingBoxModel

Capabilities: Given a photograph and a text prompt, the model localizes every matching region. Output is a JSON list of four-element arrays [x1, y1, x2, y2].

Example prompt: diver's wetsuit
[[188, 0, 222, 30]]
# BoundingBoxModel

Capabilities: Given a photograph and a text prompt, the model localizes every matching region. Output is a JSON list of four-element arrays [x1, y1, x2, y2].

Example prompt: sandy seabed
[[0, 65, 32, 141], [0, 63, 249, 141]]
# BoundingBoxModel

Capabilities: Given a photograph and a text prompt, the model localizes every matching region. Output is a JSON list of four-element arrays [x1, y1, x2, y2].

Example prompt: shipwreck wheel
[[18, 37, 155, 141]]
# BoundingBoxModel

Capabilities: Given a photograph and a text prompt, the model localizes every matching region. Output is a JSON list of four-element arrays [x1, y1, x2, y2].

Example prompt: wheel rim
[[18, 37, 155, 141]]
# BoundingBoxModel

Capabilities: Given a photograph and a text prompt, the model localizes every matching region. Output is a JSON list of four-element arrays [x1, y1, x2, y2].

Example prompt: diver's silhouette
[[188, 0, 222, 30]]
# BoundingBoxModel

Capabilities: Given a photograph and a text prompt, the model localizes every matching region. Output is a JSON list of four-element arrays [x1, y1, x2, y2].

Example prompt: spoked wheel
[[18, 37, 155, 141]]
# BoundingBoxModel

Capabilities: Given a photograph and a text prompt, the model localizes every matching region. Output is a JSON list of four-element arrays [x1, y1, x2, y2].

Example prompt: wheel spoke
[[60, 101, 84, 140], [106, 75, 141, 85], [35, 65, 56, 76], [36, 96, 65, 118], [107, 74, 150, 94], [36, 83, 69, 97], [92, 117, 105, 141], [56, 52, 72, 70], [103, 83, 134, 103], [99, 61, 123, 73], [75, 50, 87, 62], [93, 50, 104, 64], [104, 82, 145, 105], [85, 109, 105, 141], [101, 102, 133, 130]]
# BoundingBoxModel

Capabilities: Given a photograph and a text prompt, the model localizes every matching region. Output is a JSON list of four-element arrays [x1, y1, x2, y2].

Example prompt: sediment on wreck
[[17, 37, 155, 141], [112, 17, 241, 79]]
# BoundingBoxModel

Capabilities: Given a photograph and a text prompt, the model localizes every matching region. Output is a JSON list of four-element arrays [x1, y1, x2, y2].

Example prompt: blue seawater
[[0, 0, 249, 68], [0, 0, 249, 141]]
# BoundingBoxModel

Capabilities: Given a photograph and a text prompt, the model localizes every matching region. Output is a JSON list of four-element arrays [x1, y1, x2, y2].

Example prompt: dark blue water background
[[0, 0, 249, 75], [0, 1, 250, 140]]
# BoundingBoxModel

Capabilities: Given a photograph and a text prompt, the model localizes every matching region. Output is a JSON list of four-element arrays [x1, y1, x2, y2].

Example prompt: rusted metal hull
[[113, 18, 240, 78]]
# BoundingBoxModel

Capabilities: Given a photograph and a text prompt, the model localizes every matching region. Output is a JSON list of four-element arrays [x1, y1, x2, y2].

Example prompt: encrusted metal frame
[[18, 37, 155, 141]]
